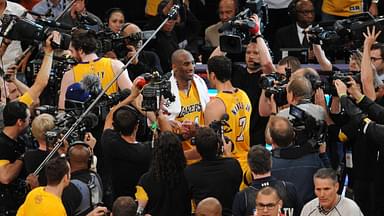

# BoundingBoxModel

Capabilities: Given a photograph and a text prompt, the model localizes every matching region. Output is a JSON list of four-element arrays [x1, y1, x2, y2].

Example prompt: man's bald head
[[171, 49, 193, 64], [122, 23, 141, 36], [195, 197, 222, 216], [67, 144, 91, 169]]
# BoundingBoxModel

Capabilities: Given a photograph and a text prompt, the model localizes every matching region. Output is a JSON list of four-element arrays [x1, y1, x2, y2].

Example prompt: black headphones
[[112, 105, 140, 133], [67, 141, 93, 169]]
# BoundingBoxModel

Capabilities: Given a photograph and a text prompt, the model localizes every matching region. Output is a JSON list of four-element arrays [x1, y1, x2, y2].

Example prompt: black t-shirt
[[138, 171, 191, 216], [231, 64, 269, 145], [0, 131, 27, 212], [125, 51, 163, 81], [24, 149, 55, 186], [101, 129, 151, 198], [232, 176, 300, 216], [184, 158, 243, 216]]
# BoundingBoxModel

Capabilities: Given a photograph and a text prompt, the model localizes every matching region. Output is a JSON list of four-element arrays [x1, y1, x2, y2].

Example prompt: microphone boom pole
[[33, 4, 181, 175]]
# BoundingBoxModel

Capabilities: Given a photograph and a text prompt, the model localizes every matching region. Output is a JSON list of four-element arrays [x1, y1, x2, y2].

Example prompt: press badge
[[346, 151, 353, 168]]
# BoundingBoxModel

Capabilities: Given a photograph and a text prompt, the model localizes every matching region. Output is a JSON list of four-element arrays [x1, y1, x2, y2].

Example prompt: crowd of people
[[0, 0, 384, 215]]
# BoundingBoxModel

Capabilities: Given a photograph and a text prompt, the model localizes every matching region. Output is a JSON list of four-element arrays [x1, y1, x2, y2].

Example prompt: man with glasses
[[300, 168, 363, 216], [254, 186, 283, 216], [273, 0, 315, 62], [370, 43, 384, 80]]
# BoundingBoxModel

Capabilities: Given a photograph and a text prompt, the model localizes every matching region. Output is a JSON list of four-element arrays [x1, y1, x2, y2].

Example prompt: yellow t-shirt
[[73, 57, 118, 95], [17, 187, 67, 216], [322, 0, 363, 17], [18, 92, 33, 107], [175, 82, 204, 151]]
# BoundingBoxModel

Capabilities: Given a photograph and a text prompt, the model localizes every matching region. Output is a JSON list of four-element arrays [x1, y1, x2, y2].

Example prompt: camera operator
[[4, 31, 58, 108], [205, 0, 237, 47], [119, 22, 163, 81], [62, 139, 104, 216], [184, 127, 242, 216], [23, 113, 60, 187], [0, 101, 31, 214], [101, 80, 151, 200], [59, 28, 132, 110], [145, 0, 200, 72], [232, 145, 300, 216], [267, 116, 325, 207], [205, 55, 252, 179], [210, 14, 274, 145], [334, 78, 384, 215]]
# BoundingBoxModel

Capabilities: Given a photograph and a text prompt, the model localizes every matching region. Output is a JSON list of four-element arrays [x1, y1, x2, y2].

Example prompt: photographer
[[59, 28, 132, 110], [334, 78, 384, 215], [184, 127, 242, 216], [101, 80, 151, 200], [62, 139, 104, 216], [23, 113, 59, 187], [145, 0, 200, 72], [0, 101, 31, 214], [210, 14, 274, 145], [267, 116, 324, 206], [119, 22, 163, 81], [4, 31, 58, 108]]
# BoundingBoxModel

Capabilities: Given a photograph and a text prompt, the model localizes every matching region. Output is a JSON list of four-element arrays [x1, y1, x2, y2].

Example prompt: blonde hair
[[32, 114, 55, 141]]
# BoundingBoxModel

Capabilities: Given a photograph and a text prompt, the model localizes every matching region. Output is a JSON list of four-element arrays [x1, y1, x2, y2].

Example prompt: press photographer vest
[[322, 0, 363, 17], [216, 89, 252, 162], [73, 57, 118, 95]]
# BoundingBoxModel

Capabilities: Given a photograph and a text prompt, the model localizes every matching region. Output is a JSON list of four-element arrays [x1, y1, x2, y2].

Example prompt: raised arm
[[361, 26, 381, 101]]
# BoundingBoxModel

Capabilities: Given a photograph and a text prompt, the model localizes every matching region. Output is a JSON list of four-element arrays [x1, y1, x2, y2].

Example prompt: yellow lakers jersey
[[322, 0, 363, 17], [73, 57, 118, 95], [216, 89, 252, 160], [176, 82, 204, 151]]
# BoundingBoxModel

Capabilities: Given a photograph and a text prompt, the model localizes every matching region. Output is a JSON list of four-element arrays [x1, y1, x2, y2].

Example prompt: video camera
[[0, 14, 71, 49], [259, 69, 291, 106], [141, 72, 175, 112], [209, 114, 233, 156], [307, 12, 384, 49], [219, 0, 268, 53], [289, 105, 327, 150], [34, 105, 98, 147], [97, 27, 155, 59]]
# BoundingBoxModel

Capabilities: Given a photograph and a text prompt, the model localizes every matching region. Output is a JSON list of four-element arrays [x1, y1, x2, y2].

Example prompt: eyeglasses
[[371, 57, 383, 62], [255, 201, 280, 210]]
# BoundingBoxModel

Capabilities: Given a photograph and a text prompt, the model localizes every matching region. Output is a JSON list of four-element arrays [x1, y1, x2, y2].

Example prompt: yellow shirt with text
[[73, 57, 118, 95], [216, 89, 252, 162], [322, 0, 363, 17], [175, 82, 204, 151], [17, 187, 66, 216]]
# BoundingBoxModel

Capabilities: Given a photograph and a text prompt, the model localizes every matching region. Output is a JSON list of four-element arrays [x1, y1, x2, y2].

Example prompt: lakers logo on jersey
[[178, 103, 202, 118]]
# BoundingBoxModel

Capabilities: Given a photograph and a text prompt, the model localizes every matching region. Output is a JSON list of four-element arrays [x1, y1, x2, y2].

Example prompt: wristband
[[356, 95, 365, 104], [372, 0, 379, 4], [338, 93, 347, 98]]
